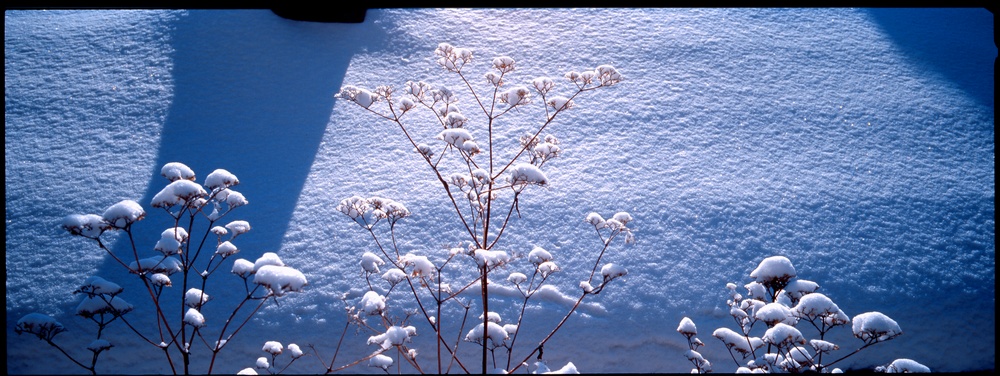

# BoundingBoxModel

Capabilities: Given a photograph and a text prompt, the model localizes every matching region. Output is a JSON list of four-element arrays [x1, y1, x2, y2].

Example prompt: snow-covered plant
[[17, 163, 306, 374], [327, 42, 629, 374], [679, 256, 926, 373]]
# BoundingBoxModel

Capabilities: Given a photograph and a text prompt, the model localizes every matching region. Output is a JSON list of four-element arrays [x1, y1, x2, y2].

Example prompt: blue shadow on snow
[[102, 10, 387, 288], [866, 8, 995, 110]]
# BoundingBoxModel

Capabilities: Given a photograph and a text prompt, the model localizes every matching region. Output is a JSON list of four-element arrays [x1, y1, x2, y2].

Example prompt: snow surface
[[5, 8, 995, 374]]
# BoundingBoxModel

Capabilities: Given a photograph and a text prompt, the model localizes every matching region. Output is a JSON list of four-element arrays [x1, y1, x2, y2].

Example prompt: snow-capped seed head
[[763, 323, 806, 347], [677, 317, 698, 336], [262, 341, 283, 355], [431, 86, 456, 103], [745, 281, 767, 299], [222, 189, 248, 208], [73, 301, 127, 325], [237, 368, 257, 375], [509, 163, 548, 186], [336, 85, 377, 108], [500, 86, 531, 106], [585, 212, 606, 228], [185, 288, 211, 308], [416, 143, 435, 159], [359, 291, 386, 315], [460, 140, 481, 155], [152, 180, 207, 208], [444, 112, 468, 128], [492, 56, 515, 73], [520, 132, 540, 150], [538, 261, 560, 277], [188, 197, 207, 211], [255, 356, 269, 369], [367, 326, 417, 350], [595, 64, 623, 86], [601, 263, 628, 279], [336, 195, 369, 220], [471, 168, 491, 185], [528, 246, 554, 265], [205, 169, 239, 190], [397, 97, 415, 111], [382, 268, 407, 285], [580, 281, 594, 293], [809, 339, 839, 353], [508, 272, 527, 285], [102, 200, 146, 229], [129, 256, 183, 275], [400, 253, 436, 277], [532, 142, 561, 162], [287, 343, 304, 359], [62, 213, 109, 238], [532, 76, 555, 94], [793, 292, 842, 320], [450, 173, 469, 188], [750, 256, 797, 286], [87, 339, 112, 352], [155, 227, 189, 256], [465, 322, 509, 345], [184, 307, 205, 328], [231, 259, 255, 278], [75, 276, 124, 296], [852, 312, 901, 342], [546, 96, 573, 111], [161, 162, 196, 182], [253, 252, 284, 271], [756, 302, 797, 326], [225, 220, 251, 236], [885, 359, 930, 373], [215, 241, 239, 256], [360, 252, 385, 274], [435, 42, 455, 56], [485, 72, 503, 86], [369, 354, 393, 370], [624, 230, 637, 244], [605, 218, 624, 231], [435, 43, 472, 72], [253, 265, 307, 296], [612, 212, 633, 225], [150, 273, 172, 287], [211, 226, 228, 236], [473, 248, 510, 268], [437, 128, 474, 147], [404, 80, 430, 99], [15, 313, 67, 341], [479, 311, 502, 323]]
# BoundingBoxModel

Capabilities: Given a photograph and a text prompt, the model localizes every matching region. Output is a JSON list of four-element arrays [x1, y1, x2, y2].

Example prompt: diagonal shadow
[[90, 10, 389, 367], [866, 8, 996, 110]]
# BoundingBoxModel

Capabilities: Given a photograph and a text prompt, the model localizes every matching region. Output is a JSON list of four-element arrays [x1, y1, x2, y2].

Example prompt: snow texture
[[4, 8, 994, 374]]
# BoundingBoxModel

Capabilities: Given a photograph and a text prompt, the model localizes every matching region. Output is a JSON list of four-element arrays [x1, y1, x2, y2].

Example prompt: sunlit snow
[[5, 8, 994, 374]]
